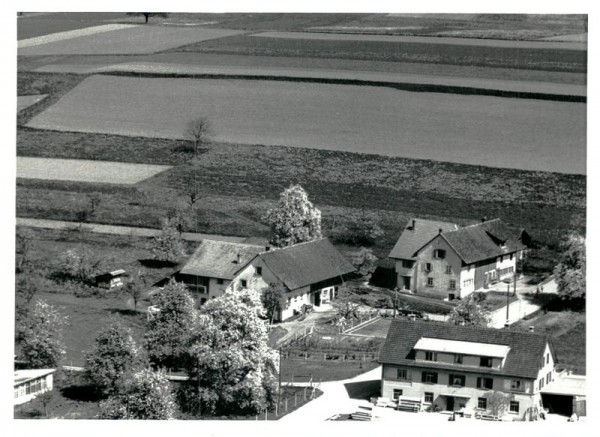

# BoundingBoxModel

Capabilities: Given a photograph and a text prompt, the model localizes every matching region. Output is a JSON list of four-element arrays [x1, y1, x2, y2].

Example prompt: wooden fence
[[281, 346, 379, 362]]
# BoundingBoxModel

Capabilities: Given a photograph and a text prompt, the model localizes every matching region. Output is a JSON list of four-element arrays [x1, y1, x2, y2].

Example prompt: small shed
[[95, 269, 127, 290], [14, 369, 55, 405]]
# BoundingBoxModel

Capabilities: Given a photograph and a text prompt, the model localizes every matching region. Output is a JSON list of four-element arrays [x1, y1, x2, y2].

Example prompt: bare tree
[[77, 195, 101, 230], [484, 392, 510, 417], [184, 117, 212, 158], [126, 12, 168, 24]]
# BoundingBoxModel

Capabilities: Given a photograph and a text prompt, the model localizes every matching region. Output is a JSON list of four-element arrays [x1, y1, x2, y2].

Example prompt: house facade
[[389, 218, 529, 300], [230, 238, 356, 321], [379, 320, 555, 420], [14, 369, 55, 405]]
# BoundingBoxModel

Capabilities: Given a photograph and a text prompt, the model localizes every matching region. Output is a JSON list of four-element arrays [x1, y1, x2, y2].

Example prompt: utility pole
[[277, 347, 282, 416], [505, 282, 510, 328]]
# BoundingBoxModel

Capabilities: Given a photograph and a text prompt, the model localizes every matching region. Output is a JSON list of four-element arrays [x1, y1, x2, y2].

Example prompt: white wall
[[14, 373, 54, 406]]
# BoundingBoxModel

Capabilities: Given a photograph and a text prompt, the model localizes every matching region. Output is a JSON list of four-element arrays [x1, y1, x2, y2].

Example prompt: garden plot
[[17, 94, 47, 112], [26, 75, 586, 173], [18, 26, 244, 56], [17, 157, 172, 184]]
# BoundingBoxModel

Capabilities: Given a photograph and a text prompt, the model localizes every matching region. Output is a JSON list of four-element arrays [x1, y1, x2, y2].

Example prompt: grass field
[[17, 94, 47, 112], [25, 75, 586, 173], [18, 26, 245, 56], [17, 12, 126, 40], [177, 34, 587, 73], [17, 157, 172, 184], [18, 24, 136, 48], [348, 317, 392, 338], [281, 359, 379, 383]]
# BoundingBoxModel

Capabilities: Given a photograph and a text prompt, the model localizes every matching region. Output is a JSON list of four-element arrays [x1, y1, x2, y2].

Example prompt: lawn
[[281, 359, 379, 383], [474, 291, 519, 312], [348, 317, 392, 338], [17, 94, 47, 112], [25, 75, 586, 173], [512, 311, 586, 374]]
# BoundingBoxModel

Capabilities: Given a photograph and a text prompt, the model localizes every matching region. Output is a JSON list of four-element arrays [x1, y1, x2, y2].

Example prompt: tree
[[331, 209, 383, 246], [84, 321, 147, 395], [261, 283, 289, 324], [17, 300, 67, 368], [447, 294, 491, 327], [184, 117, 212, 158], [181, 288, 278, 416], [484, 392, 510, 417], [264, 184, 322, 247], [16, 229, 34, 273], [61, 247, 102, 285], [76, 195, 101, 230], [151, 218, 186, 263], [352, 247, 378, 277], [554, 233, 586, 301], [126, 12, 168, 24], [125, 270, 146, 311], [144, 279, 197, 370], [98, 369, 176, 419]]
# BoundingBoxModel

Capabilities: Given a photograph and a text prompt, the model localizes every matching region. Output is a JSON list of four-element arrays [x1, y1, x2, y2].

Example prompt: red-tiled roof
[[389, 218, 459, 260], [258, 238, 355, 291], [379, 319, 552, 380]]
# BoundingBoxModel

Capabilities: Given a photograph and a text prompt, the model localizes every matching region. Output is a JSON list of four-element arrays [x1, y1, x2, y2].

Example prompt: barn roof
[[180, 240, 265, 280], [389, 218, 459, 260], [257, 238, 355, 291], [441, 219, 527, 264], [379, 319, 552, 380]]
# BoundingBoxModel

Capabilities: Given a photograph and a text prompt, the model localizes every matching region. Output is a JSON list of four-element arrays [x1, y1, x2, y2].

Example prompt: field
[[17, 94, 47, 112], [347, 317, 392, 338], [19, 24, 136, 48], [26, 75, 586, 174], [17, 12, 126, 40], [18, 26, 245, 56], [17, 157, 172, 184]]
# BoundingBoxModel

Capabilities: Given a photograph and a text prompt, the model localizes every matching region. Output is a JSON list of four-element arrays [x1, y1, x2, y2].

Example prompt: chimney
[[529, 326, 535, 333], [412, 219, 416, 230], [265, 245, 270, 252], [438, 228, 443, 234], [481, 216, 487, 223], [236, 253, 241, 264]]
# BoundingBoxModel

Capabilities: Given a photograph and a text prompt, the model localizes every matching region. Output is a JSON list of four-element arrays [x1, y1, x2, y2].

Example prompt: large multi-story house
[[230, 238, 356, 321], [389, 218, 530, 300], [379, 319, 556, 420]]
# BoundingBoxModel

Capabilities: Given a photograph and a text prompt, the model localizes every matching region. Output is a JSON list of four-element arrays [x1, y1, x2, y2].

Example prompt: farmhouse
[[177, 240, 265, 305], [14, 369, 55, 405], [389, 218, 530, 300], [231, 238, 356, 321], [379, 319, 555, 420]]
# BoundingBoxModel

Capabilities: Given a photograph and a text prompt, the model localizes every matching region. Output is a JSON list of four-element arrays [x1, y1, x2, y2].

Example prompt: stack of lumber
[[396, 396, 422, 412]]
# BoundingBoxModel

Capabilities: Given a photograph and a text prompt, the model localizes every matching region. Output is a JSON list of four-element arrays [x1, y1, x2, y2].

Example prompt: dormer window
[[256, 266, 262, 276], [425, 351, 437, 361], [434, 249, 446, 259], [454, 354, 463, 364], [479, 357, 493, 368]]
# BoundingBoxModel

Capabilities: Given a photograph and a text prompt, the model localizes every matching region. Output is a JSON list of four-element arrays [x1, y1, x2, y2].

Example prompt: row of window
[[14, 378, 47, 399], [424, 263, 452, 274], [539, 371, 552, 390], [498, 266, 514, 277], [423, 352, 493, 368], [425, 278, 456, 289], [391, 392, 521, 414]]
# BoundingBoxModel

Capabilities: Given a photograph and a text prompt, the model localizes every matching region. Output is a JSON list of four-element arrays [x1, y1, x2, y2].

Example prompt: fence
[[341, 311, 382, 334], [281, 346, 379, 363], [254, 383, 322, 420]]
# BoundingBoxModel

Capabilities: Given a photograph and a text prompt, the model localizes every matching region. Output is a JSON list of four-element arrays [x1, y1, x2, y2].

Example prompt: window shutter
[[433, 372, 438, 383], [449, 374, 453, 385], [421, 371, 427, 383], [477, 377, 482, 388]]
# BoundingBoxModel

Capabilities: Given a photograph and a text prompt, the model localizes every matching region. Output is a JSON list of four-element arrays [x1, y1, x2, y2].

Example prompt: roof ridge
[[265, 237, 328, 253], [458, 218, 502, 231], [202, 239, 265, 248], [394, 319, 551, 339], [409, 217, 459, 226]]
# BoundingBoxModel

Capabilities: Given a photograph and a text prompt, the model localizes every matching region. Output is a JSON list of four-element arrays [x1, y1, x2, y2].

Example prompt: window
[[425, 351, 437, 361], [546, 372, 552, 384], [449, 374, 465, 387], [479, 357, 493, 368], [477, 377, 493, 390], [425, 263, 432, 272], [393, 389, 403, 400], [463, 278, 473, 288], [334, 287, 339, 298], [216, 278, 224, 285], [449, 280, 456, 290], [241, 279, 247, 288], [477, 397, 487, 410], [421, 371, 438, 384], [288, 298, 291, 305], [256, 266, 262, 275], [427, 278, 434, 287], [546, 353, 550, 364], [539, 379, 544, 390], [424, 392, 434, 403], [509, 401, 520, 414], [396, 368, 408, 380], [445, 265, 452, 274], [454, 354, 463, 364], [511, 380, 523, 391], [510, 253, 513, 260], [402, 260, 413, 268], [434, 249, 446, 259]]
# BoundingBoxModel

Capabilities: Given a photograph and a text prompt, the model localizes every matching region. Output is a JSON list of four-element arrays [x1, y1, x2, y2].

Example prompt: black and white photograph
[[7, 2, 592, 433]]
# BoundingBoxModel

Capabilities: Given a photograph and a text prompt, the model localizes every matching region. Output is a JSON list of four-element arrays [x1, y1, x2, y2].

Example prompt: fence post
[[304, 387, 307, 400], [286, 398, 288, 412], [265, 409, 268, 421], [295, 393, 297, 407], [275, 403, 278, 417]]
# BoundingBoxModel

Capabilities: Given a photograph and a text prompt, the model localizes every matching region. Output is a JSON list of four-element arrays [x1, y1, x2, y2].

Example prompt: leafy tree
[[554, 233, 585, 301], [15, 275, 40, 320], [352, 247, 378, 276], [184, 117, 212, 158], [331, 209, 383, 246], [144, 279, 197, 370], [84, 321, 147, 395], [151, 218, 186, 263], [17, 300, 67, 368], [98, 369, 176, 419], [261, 283, 289, 324], [126, 12, 168, 24], [16, 229, 34, 273], [447, 294, 491, 327], [61, 248, 102, 285], [181, 288, 278, 416], [125, 270, 146, 311], [264, 184, 322, 247]]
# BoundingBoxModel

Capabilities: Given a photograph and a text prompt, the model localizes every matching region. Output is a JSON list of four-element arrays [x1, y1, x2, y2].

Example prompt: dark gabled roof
[[441, 219, 527, 264], [389, 218, 459, 260], [257, 238, 355, 291], [180, 240, 265, 280], [379, 319, 552, 380]]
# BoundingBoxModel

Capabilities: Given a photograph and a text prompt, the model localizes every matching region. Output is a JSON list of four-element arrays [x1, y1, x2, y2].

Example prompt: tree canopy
[[151, 218, 186, 263], [181, 288, 278, 416], [351, 247, 378, 276], [261, 282, 289, 323], [84, 321, 147, 395], [17, 300, 67, 368], [447, 294, 491, 327], [126, 12, 168, 23], [144, 279, 197, 370], [264, 184, 322, 247], [554, 233, 586, 301]]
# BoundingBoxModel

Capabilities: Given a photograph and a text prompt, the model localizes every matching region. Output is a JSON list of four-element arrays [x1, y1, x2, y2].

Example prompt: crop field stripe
[[250, 31, 588, 51], [32, 65, 586, 100], [18, 24, 138, 48], [17, 94, 48, 113], [17, 157, 172, 184]]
